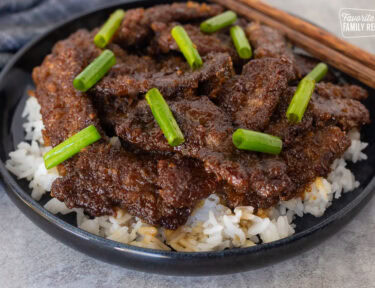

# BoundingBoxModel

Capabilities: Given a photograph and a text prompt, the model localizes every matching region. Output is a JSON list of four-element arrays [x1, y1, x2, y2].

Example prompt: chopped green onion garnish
[[73, 49, 116, 92], [145, 88, 185, 147], [94, 9, 125, 48], [286, 63, 326, 123], [200, 11, 237, 33], [305, 62, 328, 82], [286, 78, 316, 123], [43, 125, 101, 169], [230, 25, 252, 59], [171, 25, 203, 69], [232, 129, 282, 155]]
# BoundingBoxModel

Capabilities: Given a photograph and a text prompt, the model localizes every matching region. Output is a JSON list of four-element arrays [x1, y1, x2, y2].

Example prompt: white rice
[[6, 97, 368, 252]]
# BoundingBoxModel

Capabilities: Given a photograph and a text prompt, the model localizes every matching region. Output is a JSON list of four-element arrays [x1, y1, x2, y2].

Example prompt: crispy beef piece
[[32, 30, 103, 146], [246, 23, 294, 61], [91, 52, 233, 102], [113, 8, 150, 47], [240, 155, 294, 201], [245, 23, 306, 77], [267, 84, 369, 141], [265, 87, 314, 147], [52, 144, 210, 229], [115, 96, 234, 154], [294, 54, 336, 81], [294, 54, 319, 79], [114, 2, 223, 48], [51, 144, 189, 226], [150, 52, 234, 99], [150, 23, 240, 63], [217, 57, 295, 131], [310, 93, 370, 130], [267, 85, 370, 133], [32, 30, 217, 229], [311, 83, 369, 129], [315, 82, 368, 101], [157, 156, 218, 208], [282, 126, 351, 188], [218, 157, 293, 209], [218, 126, 351, 208]]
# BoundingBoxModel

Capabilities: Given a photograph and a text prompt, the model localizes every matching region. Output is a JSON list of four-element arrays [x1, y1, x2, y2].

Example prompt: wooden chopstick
[[211, 0, 375, 89], [238, 0, 375, 71]]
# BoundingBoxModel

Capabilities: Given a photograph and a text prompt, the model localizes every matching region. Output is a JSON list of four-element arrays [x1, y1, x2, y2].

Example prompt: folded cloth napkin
[[0, 0, 120, 70]]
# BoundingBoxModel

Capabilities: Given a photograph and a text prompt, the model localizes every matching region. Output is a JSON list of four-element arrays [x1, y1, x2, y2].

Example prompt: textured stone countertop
[[0, 0, 374, 287]]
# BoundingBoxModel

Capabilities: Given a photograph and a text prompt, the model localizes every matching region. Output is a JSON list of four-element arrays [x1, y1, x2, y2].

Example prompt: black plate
[[0, 0, 374, 276]]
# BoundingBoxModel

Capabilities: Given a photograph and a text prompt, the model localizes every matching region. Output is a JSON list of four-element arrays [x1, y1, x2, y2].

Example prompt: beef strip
[[282, 126, 351, 188], [293, 53, 337, 82], [217, 155, 294, 209], [245, 23, 306, 78], [265, 87, 314, 147], [32, 29, 217, 229], [91, 52, 234, 102], [246, 23, 294, 61], [312, 83, 369, 129], [310, 93, 370, 130], [32, 30, 102, 147], [315, 82, 368, 101], [52, 145, 214, 228], [267, 86, 370, 137], [157, 155, 219, 208], [261, 92, 352, 198], [114, 2, 223, 48], [217, 57, 295, 131], [114, 96, 234, 155]]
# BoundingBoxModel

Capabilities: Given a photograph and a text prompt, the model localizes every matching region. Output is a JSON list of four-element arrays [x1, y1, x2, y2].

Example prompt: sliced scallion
[[286, 78, 316, 123], [200, 11, 237, 33], [230, 25, 252, 59], [43, 125, 101, 169], [94, 9, 125, 48], [305, 62, 328, 82], [171, 25, 203, 69], [145, 88, 185, 147], [232, 129, 282, 155], [73, 49, 116, 92]]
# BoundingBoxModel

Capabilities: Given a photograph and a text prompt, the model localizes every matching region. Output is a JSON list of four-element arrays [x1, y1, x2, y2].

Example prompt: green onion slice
[[171, 25, 203, 69], [73, 49, 116, 92], [230, 25, 252, 59], [94, 9, 125, 48], [43, 125, 101, 169], [145, 88, 185, 147], [232, 129, 282, 155], [286, 78, 316, 123], [305, 62, 328, 82], [200, 11, 237, 33]]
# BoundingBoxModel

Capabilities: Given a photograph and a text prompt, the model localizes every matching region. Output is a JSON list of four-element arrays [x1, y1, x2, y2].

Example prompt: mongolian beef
[[28, 1, 369, 233]]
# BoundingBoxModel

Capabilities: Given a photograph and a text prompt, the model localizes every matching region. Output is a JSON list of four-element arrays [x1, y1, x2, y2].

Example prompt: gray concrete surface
[[1, 1, 374, 287]]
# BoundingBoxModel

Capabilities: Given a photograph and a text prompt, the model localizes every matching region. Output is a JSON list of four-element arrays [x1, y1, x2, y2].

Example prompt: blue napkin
[[0, 0, 120, 70]]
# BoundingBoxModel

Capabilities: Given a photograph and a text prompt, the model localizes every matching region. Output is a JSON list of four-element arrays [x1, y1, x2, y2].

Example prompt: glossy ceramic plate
[[0, 0, 374, 276]]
